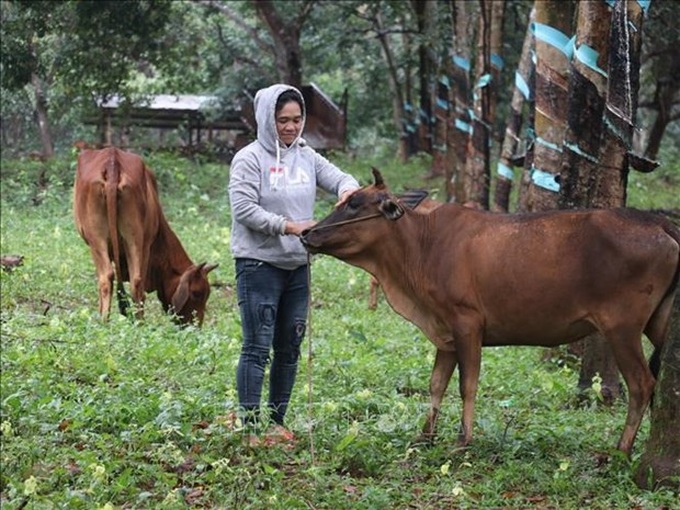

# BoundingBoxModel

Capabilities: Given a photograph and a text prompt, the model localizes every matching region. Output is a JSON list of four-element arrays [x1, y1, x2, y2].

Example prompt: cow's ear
[[371, 167, 385, 189], [397, 189, 429, 210], [379, 197, 405, 221], [171, 279, 190, 313]]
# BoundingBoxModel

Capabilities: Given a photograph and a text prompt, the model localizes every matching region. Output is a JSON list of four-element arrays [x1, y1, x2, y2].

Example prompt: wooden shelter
[[88, 83, 347, 156]]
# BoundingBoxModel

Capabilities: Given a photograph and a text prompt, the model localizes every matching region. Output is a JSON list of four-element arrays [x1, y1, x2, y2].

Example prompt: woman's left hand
[[336, 190, 354, 207]]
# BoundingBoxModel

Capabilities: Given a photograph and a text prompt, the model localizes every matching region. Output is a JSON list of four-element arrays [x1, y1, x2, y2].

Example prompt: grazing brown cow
[[301, 168, 680, 455], [73, 147, 217, 326]]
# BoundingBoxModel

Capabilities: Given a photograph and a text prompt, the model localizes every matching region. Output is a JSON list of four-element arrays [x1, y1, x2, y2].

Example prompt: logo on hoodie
[[269, 165, 310, 190]]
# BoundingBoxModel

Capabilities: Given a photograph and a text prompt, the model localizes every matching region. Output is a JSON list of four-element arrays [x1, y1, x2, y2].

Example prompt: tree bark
[[461, 0, 492, 208], [371, 10, 409, 162], [558, 0, 610, 210], [591, 0, 644, 209], [413, 0, 436, 158], [462, 0, 505, 209], [493, 6, 535, 212], [554, 1, 622, 402], [523, 0, 574, 212], [30, 70, 54, 159], [644, 59, 680, 161], [252, 0, 313, 89], [446, 0, 476, 203]]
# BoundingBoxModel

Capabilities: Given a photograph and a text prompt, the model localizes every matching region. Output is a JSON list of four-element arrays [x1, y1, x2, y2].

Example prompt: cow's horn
[[201, 262, 219, 274]]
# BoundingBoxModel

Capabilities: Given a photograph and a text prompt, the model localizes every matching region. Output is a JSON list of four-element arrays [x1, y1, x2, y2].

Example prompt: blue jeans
[[235, 258, 308, 427]]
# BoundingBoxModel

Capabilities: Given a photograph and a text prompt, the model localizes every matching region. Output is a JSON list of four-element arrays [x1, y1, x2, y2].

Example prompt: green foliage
[[2, 153, 679, 508]]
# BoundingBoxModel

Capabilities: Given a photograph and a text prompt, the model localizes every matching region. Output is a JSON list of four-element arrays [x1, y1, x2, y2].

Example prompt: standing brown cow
[[73, 147, 217, 326], [302, 168, 680, 456]]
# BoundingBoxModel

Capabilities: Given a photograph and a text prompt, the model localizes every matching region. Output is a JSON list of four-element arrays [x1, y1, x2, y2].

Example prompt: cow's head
[[171, 262, 218, 327], [301, 168, 404, 259]]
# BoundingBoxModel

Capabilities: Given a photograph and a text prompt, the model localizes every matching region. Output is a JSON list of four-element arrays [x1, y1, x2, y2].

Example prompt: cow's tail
[[104, 149, 129, 316]]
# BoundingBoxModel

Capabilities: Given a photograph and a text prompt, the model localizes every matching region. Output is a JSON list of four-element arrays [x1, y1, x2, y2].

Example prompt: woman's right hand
[[284, 220, 317, 236]]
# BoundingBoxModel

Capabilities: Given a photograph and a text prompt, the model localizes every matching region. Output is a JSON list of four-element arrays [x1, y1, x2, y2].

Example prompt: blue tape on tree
[[436, 98, 449, 110], [564, 141, 599, 163], [536, 136, 563, 152], [574, 44, 608, 77], [455, 119, 472, 133], [476, 74, 492, 88], [531, 166, 560, 192], [497, 162, 514, 180], [453, 55, 471, 72], [637, 0, 651, 13], [515, 71, 531, 100], [532, 22, 574, 58], [491, 53, 504, 70], [439, 75, 451, 88]]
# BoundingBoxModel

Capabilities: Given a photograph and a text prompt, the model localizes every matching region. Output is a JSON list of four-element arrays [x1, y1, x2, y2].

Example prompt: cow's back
[[440, 207, 679, 346], [74, 147, 161, 245]]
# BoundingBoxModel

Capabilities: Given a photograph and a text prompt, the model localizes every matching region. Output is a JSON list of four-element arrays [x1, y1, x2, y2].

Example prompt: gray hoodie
[[228, 84, 360, 270]]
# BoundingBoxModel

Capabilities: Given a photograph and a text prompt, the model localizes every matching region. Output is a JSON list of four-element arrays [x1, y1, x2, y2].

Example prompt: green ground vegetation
[[1, 151, 678, 508]]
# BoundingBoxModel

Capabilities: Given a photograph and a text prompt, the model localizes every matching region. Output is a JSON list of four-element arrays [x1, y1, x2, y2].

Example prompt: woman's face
[[275, 100, 303, 146]]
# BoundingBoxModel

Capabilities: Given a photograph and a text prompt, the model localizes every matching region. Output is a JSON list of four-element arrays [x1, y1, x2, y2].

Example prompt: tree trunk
[[253, 0, 310, 88], [430, 71, 451, 178], [559, 0, 610, 210], [635, 292, 680, 490], [446, 0, 476, 202], [644, 65, 680, 160], [462, 0, 504, 209], [493, 6, 535, 212], [30, 72, 54, 159], [429, 2, 450, 179], [413, 0, 436, 158], [591, 0, 644, 209], [523, 0, 574, 212], [554, 1, 622, 401], [461, 0, 492, 208], [373, 10, 409, 162]]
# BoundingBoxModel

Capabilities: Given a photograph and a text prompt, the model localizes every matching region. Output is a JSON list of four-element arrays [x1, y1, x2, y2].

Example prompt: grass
[[1, 149, 679, 508]]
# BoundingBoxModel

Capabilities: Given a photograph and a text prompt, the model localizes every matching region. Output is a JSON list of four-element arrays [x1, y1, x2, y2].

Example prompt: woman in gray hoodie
[[228, 84, 359, 444]]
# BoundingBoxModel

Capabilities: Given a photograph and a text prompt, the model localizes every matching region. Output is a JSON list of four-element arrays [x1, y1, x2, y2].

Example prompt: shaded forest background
[[2, 0, 678, 167]]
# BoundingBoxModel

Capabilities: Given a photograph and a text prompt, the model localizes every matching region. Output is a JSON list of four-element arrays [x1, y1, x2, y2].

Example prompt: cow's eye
[[347, 195, 362, 209]]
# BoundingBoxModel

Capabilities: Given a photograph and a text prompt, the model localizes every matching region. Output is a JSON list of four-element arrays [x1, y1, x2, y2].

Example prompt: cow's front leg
[[416, 348, 457, 445]]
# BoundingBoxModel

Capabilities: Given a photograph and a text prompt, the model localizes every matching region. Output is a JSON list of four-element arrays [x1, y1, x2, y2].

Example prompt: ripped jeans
[[234, 258, 308, 427]]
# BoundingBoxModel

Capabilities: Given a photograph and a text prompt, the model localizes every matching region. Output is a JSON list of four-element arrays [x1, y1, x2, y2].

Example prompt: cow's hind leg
[[120, 225, 147, 320], [88, 245, 114, 320], [416, 349, 457, 445], [455, 333, 482, 447], [608, 328, 656, 456]]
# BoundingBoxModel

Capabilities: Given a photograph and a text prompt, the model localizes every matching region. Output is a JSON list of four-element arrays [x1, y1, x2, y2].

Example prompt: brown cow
[[301, 168, 680, 455], [73, 147, 217, 326]]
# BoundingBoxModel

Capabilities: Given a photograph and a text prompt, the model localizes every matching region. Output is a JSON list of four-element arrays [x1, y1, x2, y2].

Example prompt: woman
[[228, 84, 359, 444]]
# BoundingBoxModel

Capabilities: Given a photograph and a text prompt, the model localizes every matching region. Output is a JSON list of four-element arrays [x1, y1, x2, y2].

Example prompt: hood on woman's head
[[254, 84, 306, 153]]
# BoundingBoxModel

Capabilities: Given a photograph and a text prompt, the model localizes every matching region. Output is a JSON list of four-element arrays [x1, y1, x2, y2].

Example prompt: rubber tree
[[557, 0, 622, 403], [492, 6, 535, 212], [445, 0, 476, 202], [462, 0, 505, 209], [521, 0, 574, 212]]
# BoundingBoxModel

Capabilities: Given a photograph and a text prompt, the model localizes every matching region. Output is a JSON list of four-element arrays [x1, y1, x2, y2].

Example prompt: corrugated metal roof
[[99, 94, 220, 111]]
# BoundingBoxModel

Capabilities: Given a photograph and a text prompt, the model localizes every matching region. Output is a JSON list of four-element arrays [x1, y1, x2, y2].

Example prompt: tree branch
[[197, 0, 274, 55]]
